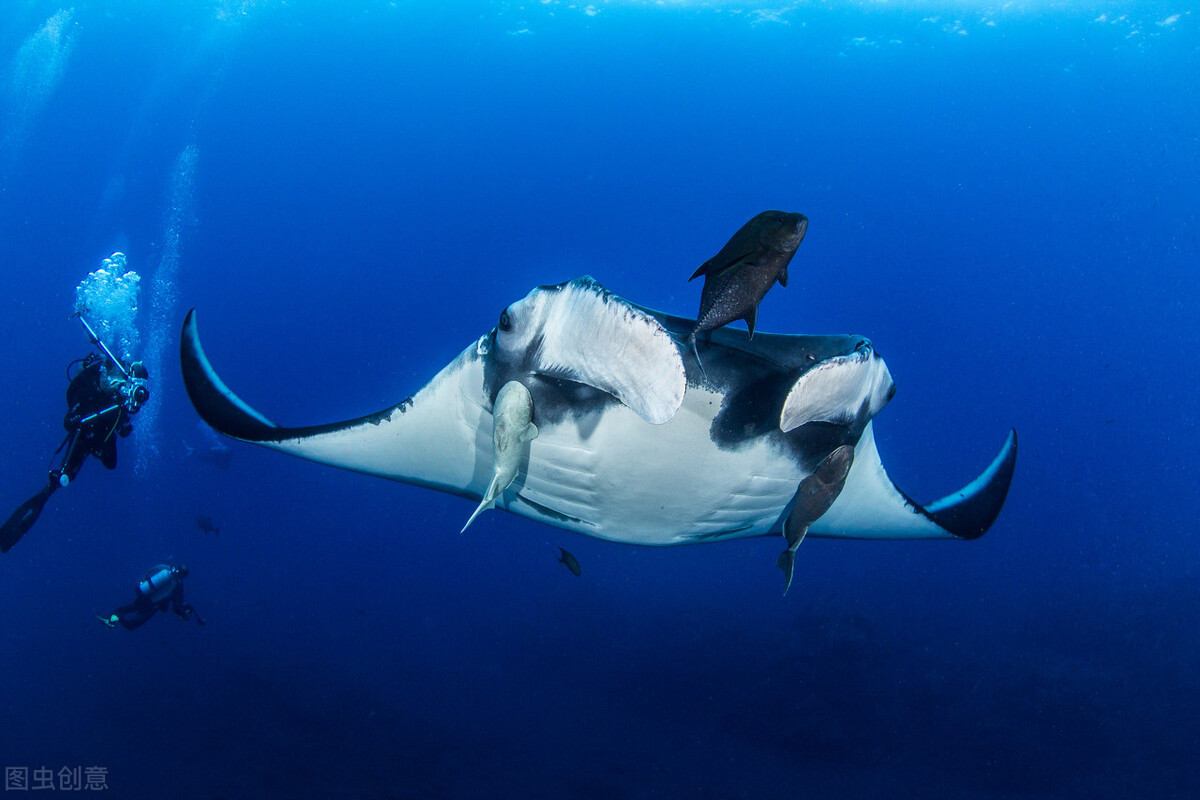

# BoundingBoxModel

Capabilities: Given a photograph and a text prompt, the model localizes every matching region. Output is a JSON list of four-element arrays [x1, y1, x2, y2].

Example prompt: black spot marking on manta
[[710, 366, 859, 469], [481, 329, 621, 428], [711, 368, 802, 448], [707, 339, 867, 468], [705, 352, 868, 472], [531, 376, 621, 426]]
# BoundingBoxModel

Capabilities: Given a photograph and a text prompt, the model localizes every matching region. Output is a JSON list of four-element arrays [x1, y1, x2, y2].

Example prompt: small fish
[[777, 445, 854, 595], [196, 515, 220, 537], [184, 421, 233, 469], [183, 441, 233, 469], [557, 547, 581, 577], [687, 210, 808, 374], [461, 381, 539, 532]]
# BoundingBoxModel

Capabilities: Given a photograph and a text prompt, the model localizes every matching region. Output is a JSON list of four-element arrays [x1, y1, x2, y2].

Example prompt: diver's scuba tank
[[138, 565, 179, 603]]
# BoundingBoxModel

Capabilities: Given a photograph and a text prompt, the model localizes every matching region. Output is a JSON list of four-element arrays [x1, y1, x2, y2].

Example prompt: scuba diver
[[0, 316, 150, 553], [99, 563, 206, 630]]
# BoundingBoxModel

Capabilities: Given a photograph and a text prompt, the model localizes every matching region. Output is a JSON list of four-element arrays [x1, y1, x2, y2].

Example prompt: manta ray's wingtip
[[179, 309, 280, 441], [922, 427, 1018, 540]]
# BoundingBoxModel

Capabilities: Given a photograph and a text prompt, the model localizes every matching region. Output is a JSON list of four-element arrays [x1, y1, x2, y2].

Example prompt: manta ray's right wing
[[811, 422, 1018, 540]]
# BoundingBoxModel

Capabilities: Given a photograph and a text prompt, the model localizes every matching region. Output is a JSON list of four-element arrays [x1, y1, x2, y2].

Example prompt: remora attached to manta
[[180, 276, 1016, 583]]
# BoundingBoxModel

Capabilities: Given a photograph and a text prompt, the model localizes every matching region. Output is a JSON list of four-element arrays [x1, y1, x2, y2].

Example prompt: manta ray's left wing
[[180, 309, 482, 495]]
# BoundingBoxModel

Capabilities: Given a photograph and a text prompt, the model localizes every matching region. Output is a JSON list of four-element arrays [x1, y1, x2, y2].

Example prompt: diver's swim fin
[[0, 481, 58, 553]]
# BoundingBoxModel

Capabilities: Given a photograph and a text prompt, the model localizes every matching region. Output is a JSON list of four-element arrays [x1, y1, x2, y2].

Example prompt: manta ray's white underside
[[180, 277, 1017, 550]]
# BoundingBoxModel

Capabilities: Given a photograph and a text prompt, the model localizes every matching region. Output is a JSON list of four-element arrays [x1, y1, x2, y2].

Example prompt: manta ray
[[180, 276, 1016, 587]]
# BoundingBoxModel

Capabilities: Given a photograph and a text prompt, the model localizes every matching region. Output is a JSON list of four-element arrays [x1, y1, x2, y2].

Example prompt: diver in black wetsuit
[[55, 353, 146, 482], [0, 318, 150, 553], [99, 563, 206, 630]]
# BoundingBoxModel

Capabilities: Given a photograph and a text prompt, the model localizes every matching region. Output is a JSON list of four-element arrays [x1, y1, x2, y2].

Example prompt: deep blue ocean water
[[1, 2, 1197, 798]]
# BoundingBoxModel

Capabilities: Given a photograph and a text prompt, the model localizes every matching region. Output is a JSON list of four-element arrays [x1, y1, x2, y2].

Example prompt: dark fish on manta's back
[[687, 210, 808, 369]]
